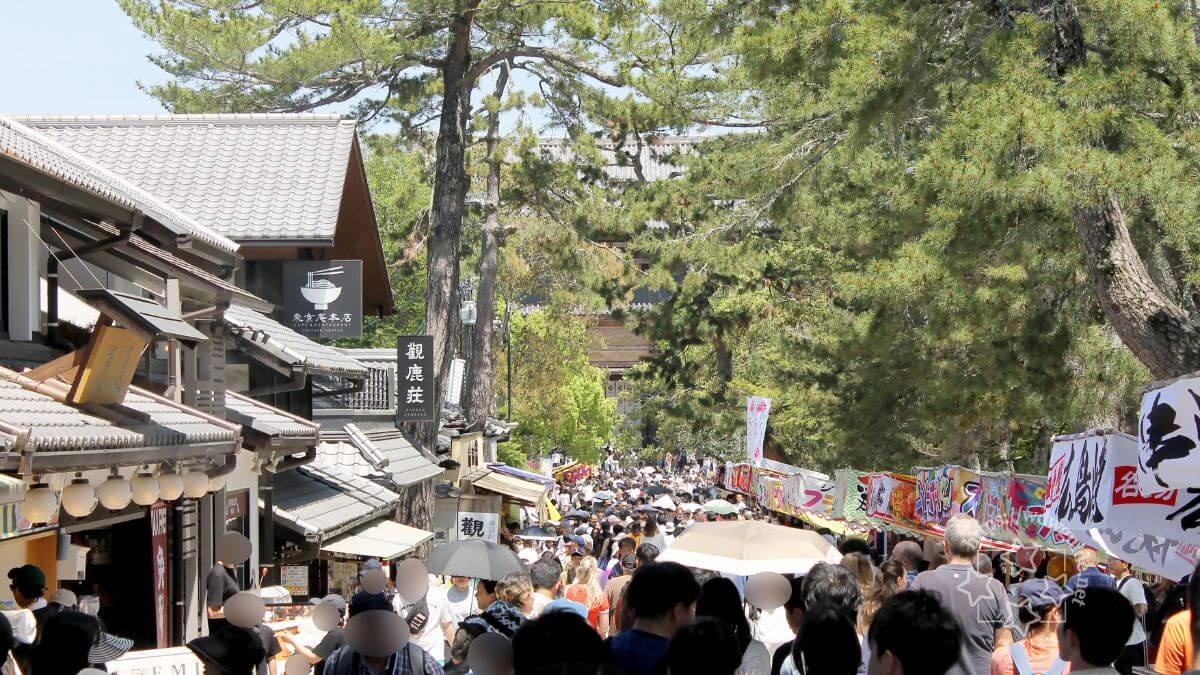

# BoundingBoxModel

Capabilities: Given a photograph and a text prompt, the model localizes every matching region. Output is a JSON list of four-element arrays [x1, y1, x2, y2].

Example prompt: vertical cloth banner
[[149, 502, 169, 648], [783, 472, 836, 516], [1138, 377, 1200, 491], [915, 466, 954, 526], [866, 473, 918, 528], [834, 469, 872, 525], [951, 467, 982, 518], [746, 396, 772, 466], [1043, 431, 1118, 532], [1105, 429, 1200, 543], [1008, 474, 1081, 552], [977, 472, 1013, 541]]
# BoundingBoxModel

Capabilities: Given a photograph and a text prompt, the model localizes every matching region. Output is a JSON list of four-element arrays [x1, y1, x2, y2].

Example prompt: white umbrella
[[658, 520, 842, 576], [640, 466, 657, 475], [652, 495, 677, 511], [702, 499, 737, 515], [679, 502, 703, 513]]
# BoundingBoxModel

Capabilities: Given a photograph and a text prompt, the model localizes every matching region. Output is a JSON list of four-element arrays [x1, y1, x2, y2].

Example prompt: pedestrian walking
[[989, 579, 1069, 675], [608, 562, 701, 675], [696, 576, 772, 675], [864, 591, 962, 675], [1057, 587, 1135, 675]]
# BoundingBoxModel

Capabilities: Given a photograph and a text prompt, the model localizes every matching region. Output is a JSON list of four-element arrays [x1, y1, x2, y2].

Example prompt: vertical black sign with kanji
[[397, 335, 436, 422]]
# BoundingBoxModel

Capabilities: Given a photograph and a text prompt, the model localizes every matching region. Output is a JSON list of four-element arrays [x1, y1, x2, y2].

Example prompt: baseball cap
[[542, 599, 589, 620], [1016, 579, 1067, 609], [7, 565, 45, 591], [348, 591, 393, 618], [310, 594, 348, 616], [566, 534, 586, 547], [518, 548, 539, 565], [359, 558, 383, 573]]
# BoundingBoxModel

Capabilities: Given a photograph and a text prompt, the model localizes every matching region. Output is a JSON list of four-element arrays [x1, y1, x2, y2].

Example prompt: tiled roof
[[536, 136, 701, 183], [311, 440, 378, 479], [272, 463, 401, 540], [0, 116, 239, 257], [224, 391, 320, 445], [18, 114, 358, 242], [0, 364, 236, 452], [345, 424, 442, 487], [85, 218, 271, 311], [223, 304, 368, 378]]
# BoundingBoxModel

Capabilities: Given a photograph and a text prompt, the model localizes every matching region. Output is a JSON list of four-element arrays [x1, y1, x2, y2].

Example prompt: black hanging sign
[[397, 335, 436, 422], [282, 260, 363, 339]]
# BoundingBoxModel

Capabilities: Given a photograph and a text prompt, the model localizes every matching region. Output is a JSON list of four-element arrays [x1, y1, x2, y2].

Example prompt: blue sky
[[4, 1, 169, 115], [0, 1, 558, 132]]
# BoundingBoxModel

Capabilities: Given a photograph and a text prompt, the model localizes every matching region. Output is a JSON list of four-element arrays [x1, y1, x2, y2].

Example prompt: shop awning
[[463, 468, 550, 506], [345, 424, 442, 487], [0, 358, 239, 473], [321, 519, 433, 560], [225, 391, 320, 451], [223, 304, 369, 380], [272, 465, 401, 542]]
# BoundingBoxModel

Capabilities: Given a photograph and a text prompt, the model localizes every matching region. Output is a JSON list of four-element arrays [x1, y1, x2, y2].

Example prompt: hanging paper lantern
[[61, 474, 97, 518]]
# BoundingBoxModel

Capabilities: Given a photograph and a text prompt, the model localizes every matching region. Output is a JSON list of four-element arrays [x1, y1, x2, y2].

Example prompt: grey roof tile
[[345, 424, 441, 487], [0, 362, 237, 452], [17, 114, 357, 242], [272, 464, 400, 539], [224, 391, 320, 444], [223, 304, 368, 378], [0, 116, 239, 257]]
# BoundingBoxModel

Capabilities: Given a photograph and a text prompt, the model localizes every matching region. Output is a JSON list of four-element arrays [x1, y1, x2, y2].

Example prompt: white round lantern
[[157, 470, 184, 501], [60, 475, 97, 518], [130, 469, 161, 506], [207, 473, 229, 493], [182, 470, 210, 499], [21, 481, 58, 523], [97, 471, 132, 511]]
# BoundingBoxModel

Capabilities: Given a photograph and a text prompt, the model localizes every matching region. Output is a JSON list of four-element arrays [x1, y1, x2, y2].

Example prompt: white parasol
[[657, 520, 842, 576]]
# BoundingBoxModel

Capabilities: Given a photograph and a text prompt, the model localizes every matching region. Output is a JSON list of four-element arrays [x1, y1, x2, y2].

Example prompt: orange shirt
[[565, 585, 611, 633], [991, 637, 1071, 675], [1156, 610, 1194, 675]]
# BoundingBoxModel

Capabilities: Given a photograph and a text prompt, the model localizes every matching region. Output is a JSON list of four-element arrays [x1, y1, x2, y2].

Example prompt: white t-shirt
[[441, 584, 478, 629], [393, 584, 447, 662], [1117, 576, 1148, 645]]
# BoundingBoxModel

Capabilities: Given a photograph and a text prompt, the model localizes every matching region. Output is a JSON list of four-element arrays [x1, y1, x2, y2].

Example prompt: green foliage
[[498, 309, 615, 464], [333, 135, 431, 348], [599, 0, 1196, 473]]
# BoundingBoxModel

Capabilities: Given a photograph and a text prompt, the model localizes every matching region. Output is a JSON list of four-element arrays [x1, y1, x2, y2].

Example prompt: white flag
[[746, 396, 772, 466]]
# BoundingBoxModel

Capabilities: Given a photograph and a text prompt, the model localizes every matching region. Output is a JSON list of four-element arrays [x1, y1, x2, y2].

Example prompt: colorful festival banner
[[951, 467, 982, 518], [1044, 432, 1117, 532], [977, 472, 1012, 541], [915, 466, 954, 526], [834, 469, 872, 525], [1138, 376, 1200, 491], [866, 473, 918, 528], [1008, 474, 1081, 551], [782, 471, 836, 516]]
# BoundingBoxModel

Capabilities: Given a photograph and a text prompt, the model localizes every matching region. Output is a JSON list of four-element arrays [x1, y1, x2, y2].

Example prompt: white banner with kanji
[[1043, 432, 1117, 532], [746, 396, 772, 467], [456, 511, 500, 542], [782, 471, 835, 515], [1138, 377, 1200, 491]]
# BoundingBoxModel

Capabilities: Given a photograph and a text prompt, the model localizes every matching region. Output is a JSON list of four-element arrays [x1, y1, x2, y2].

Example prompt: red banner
[[150, 502, 169, 648]]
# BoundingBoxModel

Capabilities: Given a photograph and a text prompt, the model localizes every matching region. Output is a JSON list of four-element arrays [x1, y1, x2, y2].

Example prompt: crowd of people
[[2, 460, 1199, 675]]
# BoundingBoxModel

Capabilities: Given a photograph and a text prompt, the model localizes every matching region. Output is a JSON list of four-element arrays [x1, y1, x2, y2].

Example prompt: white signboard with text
[[1138, 377, 1200, 491], [456, 511, 500, 542]]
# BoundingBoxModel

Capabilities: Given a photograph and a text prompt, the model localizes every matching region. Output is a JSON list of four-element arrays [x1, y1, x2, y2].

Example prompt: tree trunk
[[1075, 197, 1200, 378], [420, 16, 473, 450], [465, 64, 510, 429]]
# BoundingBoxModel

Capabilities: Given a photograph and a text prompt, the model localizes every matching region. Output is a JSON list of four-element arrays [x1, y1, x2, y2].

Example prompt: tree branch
[[466, 45, 625, 87]]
